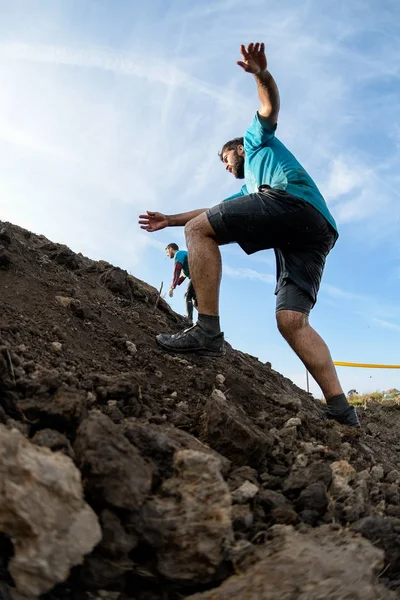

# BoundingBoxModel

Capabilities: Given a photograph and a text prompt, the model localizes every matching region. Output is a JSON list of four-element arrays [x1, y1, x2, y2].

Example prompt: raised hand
[[138, 211, 169, 232], [237, 42, 267, 75]]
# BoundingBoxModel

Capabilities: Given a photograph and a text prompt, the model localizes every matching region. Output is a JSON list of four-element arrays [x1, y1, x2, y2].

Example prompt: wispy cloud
[[322, 283, 364, 301], [224, 265, 275, 284], [371, 318, 400, 333], [1, 42, 246, 106]]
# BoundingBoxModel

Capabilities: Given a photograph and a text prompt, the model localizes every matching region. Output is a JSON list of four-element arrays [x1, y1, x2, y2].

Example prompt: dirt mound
[[0, 220, 400, 599]]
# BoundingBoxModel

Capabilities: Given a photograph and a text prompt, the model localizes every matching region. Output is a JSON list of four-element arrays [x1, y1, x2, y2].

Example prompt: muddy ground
[[0, 221, 400, 599]]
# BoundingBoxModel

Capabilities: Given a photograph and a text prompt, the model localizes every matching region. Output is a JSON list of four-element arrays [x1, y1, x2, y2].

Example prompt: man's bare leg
[[276, 310, 342, 398], [155, 213, 224, 354], [276, 310, 359, 425], [184, 213, 221, 318]]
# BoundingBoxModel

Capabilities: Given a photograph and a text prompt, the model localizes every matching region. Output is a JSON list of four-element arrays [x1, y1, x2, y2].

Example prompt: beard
[[231, 152, 245, 179]]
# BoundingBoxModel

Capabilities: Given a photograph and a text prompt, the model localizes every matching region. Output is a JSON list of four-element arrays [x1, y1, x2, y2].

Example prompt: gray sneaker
[[156, 324, 225, 356]]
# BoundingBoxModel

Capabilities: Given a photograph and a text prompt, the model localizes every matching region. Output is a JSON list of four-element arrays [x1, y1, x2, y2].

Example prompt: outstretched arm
[[237, 42, 280, 128], [139, 209, 208, 232]]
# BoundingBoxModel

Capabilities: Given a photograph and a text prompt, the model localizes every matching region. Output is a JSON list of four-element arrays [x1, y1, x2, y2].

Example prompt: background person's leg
[[185, 281, 195, 323]]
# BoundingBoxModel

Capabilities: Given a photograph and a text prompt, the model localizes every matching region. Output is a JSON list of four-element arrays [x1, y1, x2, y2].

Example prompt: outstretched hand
[[237, 42, 267, 75], [138, 211, 168, 232]]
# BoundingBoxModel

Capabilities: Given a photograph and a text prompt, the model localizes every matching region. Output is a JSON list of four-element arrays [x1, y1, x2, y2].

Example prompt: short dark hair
[[218, 137, 244, 162], [166, 243, 179, 251]]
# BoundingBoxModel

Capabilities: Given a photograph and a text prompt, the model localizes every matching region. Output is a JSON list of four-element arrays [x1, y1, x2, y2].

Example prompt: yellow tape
[[334, 362, 400, 369]]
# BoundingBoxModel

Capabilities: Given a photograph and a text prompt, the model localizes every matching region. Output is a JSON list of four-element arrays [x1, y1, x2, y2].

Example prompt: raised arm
[[237, 42, 280, 128]]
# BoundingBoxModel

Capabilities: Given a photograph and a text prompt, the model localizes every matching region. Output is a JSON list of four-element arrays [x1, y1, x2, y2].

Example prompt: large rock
[[352, 516, 400, 579], [123, 421, 230, 478], [201, 392, 273, 466], [0, 425, 101, 597], [19, 388, 87, 434], [74, 411, 153, 510], [137, 450, 233, 582], [283, 461, 332, 499], [187, 525, 396, 600]]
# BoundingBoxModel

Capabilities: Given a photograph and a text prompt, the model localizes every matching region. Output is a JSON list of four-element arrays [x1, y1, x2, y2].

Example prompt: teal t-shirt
[[175, 250, 190, 279], [223, 113, 337, 233]]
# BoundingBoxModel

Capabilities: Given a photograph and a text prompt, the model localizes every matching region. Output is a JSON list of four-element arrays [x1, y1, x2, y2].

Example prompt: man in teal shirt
[[165, 243, 197, 325], [140, 42, 359, 427]]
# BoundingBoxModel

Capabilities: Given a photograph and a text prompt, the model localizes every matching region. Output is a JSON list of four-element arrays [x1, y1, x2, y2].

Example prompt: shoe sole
[[156, 337, 226, 357]]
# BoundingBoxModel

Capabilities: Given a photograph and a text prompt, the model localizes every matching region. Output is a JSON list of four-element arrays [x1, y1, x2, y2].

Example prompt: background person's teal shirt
[[175, 250, 190, 279], [223, 113, 337, 233]]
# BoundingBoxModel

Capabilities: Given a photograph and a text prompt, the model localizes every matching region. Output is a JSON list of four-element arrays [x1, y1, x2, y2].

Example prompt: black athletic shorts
[[206, 186, 338, 315]]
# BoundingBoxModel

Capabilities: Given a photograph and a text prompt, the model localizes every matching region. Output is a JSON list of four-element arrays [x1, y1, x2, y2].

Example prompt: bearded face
[[230, 150, 245, 179], [222, 147, 245, 179]]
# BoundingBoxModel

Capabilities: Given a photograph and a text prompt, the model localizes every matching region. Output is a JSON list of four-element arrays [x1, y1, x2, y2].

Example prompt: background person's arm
[[169, 262, 183, 297]]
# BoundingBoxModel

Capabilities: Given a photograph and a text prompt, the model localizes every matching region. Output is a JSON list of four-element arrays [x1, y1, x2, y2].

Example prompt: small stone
[[176, 401, 188, 410], [231, 480, 259, 504], [279, 426, 297, 447], [215, 374, 225, 386], [339, 442, 353, 461], [17, 344, 27, 353], [170, 391, 178, 398], [300, 442, 315, 455], [32, 429, 75, 459], [231, 504, 254, 531], [107, 400, 117, 407], [296, 482, 329, 516], [87, 392, 97, 406], [227, 466, 258, 491], [386, 470, 400, 484], [284, 417, 302, 428], [125, 341, 137, 355], [211, 388, 227, 402], [270, 393, 302, 412], [257, 489, 289, 513], [50, 341, 63, 354], [330, 461, 356, 498], [155, 370, 163, 379], [366, 422, 380, 436], [294, 454, 308, 469], [55, 295, 72, 308], [149, 415, 167, 424], [370, 465, 384, 482], [355, 469, 371, 483]]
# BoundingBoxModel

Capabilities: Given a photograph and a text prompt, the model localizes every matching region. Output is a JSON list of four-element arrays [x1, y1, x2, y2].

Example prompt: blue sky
[[0, 0, 399, 396]]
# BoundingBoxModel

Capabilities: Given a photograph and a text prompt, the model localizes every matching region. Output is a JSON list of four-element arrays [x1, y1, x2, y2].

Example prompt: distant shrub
[[348, 391, 384, 407]]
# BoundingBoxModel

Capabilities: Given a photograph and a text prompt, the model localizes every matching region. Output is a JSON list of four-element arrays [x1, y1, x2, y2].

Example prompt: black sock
[[326, 393, 350, 415], [197, 313, 220, 336]]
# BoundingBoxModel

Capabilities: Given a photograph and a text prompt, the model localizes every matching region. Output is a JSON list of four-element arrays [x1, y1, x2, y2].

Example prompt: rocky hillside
[[0, 221, 400, 600]]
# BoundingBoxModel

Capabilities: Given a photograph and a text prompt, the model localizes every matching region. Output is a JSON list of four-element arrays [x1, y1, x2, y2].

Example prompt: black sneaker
[[326, 405, 361, 428], [156, 324, 225, 356]]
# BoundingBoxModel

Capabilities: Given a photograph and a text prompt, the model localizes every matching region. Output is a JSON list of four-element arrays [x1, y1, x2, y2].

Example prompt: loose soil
[[1, 221, 400, 599]]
